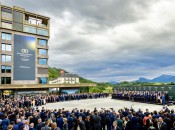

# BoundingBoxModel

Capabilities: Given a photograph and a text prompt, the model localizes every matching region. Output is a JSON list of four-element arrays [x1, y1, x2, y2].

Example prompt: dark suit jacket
[[146, 119, 154, 129], [158, 122, 167, 130], [37, 122, 45, 130], [41, 126, 51, 130], [111, 126, 121, 130], [62, 123, 68, 130]]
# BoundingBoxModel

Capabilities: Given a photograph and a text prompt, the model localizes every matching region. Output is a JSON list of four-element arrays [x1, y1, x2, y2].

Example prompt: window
[[1, 66, 11, 73], [28, 17, 36, 25], [39, 77, 47, 84], [1, 22, 12, 29], [38, 39, 47, 46], [39, 49, 47, 55], [1, 77, 11, 84], [1, 44, 11, 51], [38, 58, 47, 65], [37, 28, 48, 36], [1, 33, 12, 40], [1, 55, 12, 62], [1, 11, 12, 19], [24, 25, 36, 34]]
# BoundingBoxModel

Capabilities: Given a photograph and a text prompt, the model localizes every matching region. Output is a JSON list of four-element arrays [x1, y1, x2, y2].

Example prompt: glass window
[[1, 77, 5, 84], [1, 33, 12, 40], [29, 17, 36, 25], [24, 25, 36, 34], [1, 44, 5, 51], [6, 55, 11, 62], [39, 58, 47, 65], [1, 11, 12, 19], [38, 39, 47, 46], [39, 77, 47, 84], [1, 55, 5, 62], [1, 22, 12, 29], [37, 28, 48, 36], [1, 66, 5, 73], [39, 49, 47, 55], [6, 77, 11, 84], [6, 44, 11, 51], [6, 66, 11, 73], [1, 55, 11, 62], [1, 66, 11, 73], [1, 77, 11, 84], [1, 44, 11, 51]]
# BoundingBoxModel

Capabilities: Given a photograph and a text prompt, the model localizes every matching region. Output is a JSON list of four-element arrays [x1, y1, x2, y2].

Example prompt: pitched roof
[[60, 73, 79, 78]]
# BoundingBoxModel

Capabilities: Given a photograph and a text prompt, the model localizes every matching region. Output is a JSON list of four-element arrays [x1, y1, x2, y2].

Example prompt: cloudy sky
[[2, 0, 175, 82]]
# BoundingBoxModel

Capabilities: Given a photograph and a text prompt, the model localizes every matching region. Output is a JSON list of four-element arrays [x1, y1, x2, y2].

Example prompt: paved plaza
[[39, 96, 175, 112]]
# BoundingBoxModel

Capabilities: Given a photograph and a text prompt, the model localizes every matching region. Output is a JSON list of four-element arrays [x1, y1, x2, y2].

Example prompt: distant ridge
[[136, 75, 175, 83], [108, 81, 118, 84]]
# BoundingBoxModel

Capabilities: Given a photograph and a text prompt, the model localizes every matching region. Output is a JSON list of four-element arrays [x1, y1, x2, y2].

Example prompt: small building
[[49, 73, 80, 84]]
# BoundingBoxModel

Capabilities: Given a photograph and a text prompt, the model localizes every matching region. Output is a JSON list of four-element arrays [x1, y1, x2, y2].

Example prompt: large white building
[[49, 73, 80, 84]]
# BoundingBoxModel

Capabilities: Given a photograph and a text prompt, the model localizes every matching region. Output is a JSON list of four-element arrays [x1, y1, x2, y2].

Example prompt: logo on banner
[[21, 49, 29, 53]]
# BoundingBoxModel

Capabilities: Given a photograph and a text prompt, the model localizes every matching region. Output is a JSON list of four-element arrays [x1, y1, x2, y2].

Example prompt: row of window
[[1, 22, 12, 29], [1, 54, 11, 62], [1, 33, 12, 40], [1, 43, 11, 51], [1, 54, 48, 65], [1, 11, 12, 19], [1, 33, 48, 45], [1, 66, 11, 73], [1, 43, 47, 55], [1, 77, 11, 84], [1, 77, 47, 84], [1, 23, 49, 36], [24, 26, 49, 36], [1, 21, 48, 36]]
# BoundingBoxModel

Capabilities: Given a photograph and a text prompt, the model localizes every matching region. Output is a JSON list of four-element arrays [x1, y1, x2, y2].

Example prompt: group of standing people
[[0, 104, 175, 130], [0, 93, 109, 108], [112, 91, 169, 105]]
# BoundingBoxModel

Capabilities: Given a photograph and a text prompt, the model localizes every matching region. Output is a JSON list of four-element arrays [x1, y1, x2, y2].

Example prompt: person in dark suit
[[92, 112, 101, 130], [111, 121, 121, 130], [1, 114, 10, 130], [30, 114, 39, 129], [41, 121, 51, 130], [29, 123, 36, 130], [78, 116, 86, 130], [130, 112, 139, 130], [85, 116, 92, 130], [170, 122, 175, 130], [36, 118, 45, 130], [157, 117, 167, 130], [147, 122, 157, 130], [51, 122, 60, 130], [57, 114, 63, 130], [146, 115, 154, 130], [62, 118, 68, 130]]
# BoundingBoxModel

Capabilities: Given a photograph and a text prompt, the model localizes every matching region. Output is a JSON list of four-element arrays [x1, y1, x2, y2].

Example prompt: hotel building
[[0, 4, 50, 96]]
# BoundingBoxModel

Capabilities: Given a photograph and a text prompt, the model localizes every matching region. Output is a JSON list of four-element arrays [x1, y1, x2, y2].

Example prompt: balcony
[[37, 23, 48, 28]]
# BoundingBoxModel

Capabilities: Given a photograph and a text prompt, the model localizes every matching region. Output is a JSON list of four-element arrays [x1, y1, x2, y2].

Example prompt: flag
[[60, 70, 64, 74]]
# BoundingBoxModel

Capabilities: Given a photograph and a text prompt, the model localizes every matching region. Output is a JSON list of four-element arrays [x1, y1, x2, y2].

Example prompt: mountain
[[137, 77, 150, 82], [137, 75, 175, 83], [152, 75, 175, 82], [108, 81, 118, 84]]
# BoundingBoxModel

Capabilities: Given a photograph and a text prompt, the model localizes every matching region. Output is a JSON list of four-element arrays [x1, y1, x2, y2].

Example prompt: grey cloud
[[2, 0, 175, 81]]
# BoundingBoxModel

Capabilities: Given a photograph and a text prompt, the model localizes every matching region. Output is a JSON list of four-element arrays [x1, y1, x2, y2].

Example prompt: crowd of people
[[0, 92, 175, 130], [112, 91, 169, 105], [0, 93, 109, 108], [0, 103, 175, 130]]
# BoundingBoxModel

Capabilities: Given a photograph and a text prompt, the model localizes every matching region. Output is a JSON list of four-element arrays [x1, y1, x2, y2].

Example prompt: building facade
[[0, 4, 50, 85], [49, 73, 80, 84]]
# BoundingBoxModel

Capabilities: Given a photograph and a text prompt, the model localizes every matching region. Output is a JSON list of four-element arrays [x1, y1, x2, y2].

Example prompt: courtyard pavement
[[39, 96, 175, 112]]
